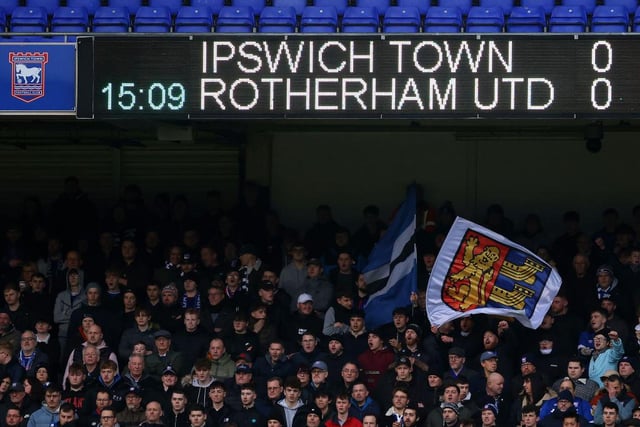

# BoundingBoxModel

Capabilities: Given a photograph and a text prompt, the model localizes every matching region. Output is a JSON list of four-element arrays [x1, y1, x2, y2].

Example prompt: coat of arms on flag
[[427, 217, 561, 329]]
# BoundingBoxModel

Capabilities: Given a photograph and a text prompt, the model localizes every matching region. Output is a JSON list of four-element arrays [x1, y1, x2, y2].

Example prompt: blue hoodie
[[27, 403, 60, 427]]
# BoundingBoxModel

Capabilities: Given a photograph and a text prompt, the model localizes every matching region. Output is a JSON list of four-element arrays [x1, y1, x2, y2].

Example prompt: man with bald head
[[63, 324, 118, 384], [473, 373, 511, 426], [140, 401, 164, 427]]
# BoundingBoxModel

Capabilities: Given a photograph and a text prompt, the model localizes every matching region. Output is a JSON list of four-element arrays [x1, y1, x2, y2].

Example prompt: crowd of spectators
[[2, 177, 640, 427]]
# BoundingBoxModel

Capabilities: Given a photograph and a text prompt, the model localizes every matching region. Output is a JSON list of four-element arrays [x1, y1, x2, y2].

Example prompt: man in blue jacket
[[588, 329, 624, 388], [28, 384, 62, 427]]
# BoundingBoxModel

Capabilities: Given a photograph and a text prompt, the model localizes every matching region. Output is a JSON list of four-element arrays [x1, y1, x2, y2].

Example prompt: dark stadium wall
[[268, 130, 639, 235], [0, 142, 240, 216]]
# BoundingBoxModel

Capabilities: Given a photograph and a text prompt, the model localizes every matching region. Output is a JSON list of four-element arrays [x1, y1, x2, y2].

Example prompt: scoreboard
[[7, 34, 640, 119]]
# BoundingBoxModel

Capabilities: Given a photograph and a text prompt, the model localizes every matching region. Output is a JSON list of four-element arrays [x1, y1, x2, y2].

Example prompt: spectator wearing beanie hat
[[325, 335, 349, 385], [440, 401, 461, 427], [414, 365, 445, 414], [480, 403, 498, 427], [400, 323, 432, 375], [593, 264, 632, 321], [539, 380, 593, 423], [267, 408, 286, 427], [155, 284, 184, 333], [619, 355, 640, 400]]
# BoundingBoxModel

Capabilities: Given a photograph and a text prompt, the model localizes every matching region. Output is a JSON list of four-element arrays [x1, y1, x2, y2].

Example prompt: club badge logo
[[9, 52, 48, 103]]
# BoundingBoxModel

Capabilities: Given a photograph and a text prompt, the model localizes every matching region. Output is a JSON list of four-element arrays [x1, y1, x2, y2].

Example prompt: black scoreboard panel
[[77, 34, 640, 120]]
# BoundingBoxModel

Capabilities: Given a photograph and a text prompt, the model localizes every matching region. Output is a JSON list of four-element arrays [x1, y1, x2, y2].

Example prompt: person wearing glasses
[[17, 330, 49, 379], [83, 389, 113, 427], [539, 377, 593, 423], [116, 388, 145, 427], [98, 406, 119, 427], [5, 405, 25, 427], [588, 329, 624, 388]]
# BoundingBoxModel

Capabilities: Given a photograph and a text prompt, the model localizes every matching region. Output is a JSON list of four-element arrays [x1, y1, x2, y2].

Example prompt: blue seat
[[562, 0, 596, 14], [10, 7, 49, 32], [313, 0, 348, 15], [232, 0, 266, 15], [549, 5, 587, 31], [273, 0, 308, 15], [25, 0, 60, 16], [175, 6, 213, 31], [216, 6, 254, 32], [438, 0, 471, 15], [466, 6, 504, 31], [591, 5, 628, 31], [604, 0, 636, 12], [341, 6, 379, 31], [480, 0, 513, 14], [134, 6, 172, 31], [67, 0, 101, 16], [2, 0, 19, 16], [383, 6, 421, 31], [633, 5, 640, 29], [396, 0, 429, 16], [355, 0, 390, 15], [0, 8, 5, 31], [300, 6, 338, 32], [191, 0, 225, 15], [109, 0, 142, 15], [149, 0, 183, 15], [51, 6, 89, 32], [521, 0, 555, 14], [93, 6, 130, 31], [507, 6, 546, 31], [423, 6, 462, 31], [258, 6, 296, 31]]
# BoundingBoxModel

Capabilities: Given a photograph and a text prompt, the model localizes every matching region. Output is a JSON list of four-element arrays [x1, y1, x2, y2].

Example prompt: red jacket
[[358, 347, 395, 391], [325, 415, 363, 427]]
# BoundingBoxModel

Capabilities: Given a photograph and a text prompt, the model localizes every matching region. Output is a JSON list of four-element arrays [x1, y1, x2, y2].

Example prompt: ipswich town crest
[[442, 230, 552, 318], [9, 52, 48, 103]]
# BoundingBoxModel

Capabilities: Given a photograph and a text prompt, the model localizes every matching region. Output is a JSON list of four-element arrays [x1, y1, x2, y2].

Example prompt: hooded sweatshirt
[[27, 402, 60, 427], [276, 398, 306, 427], [186, 376, 216, 407], [53, 276, 86, 338]]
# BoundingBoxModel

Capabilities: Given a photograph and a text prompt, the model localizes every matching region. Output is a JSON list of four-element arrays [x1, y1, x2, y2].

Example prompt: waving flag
[[363, 186, 417, 329], [427, 217, 561, 329]]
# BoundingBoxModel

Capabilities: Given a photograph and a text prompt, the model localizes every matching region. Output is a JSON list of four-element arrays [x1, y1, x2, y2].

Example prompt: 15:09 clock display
[[100, 82, 186, 112]]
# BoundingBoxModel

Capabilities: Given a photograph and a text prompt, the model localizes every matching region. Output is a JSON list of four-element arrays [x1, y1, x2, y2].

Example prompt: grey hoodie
[[277, 398, 305, 427]]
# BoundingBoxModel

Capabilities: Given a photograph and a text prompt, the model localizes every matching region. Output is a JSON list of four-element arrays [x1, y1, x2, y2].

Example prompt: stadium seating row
[[0, 4, 638, 32], [6, 0, 640, 15]]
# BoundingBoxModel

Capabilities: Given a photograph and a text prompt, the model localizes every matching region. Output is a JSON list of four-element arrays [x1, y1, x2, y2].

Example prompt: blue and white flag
[[427, 217, 562, 329], [363, 186, 417, 329]]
